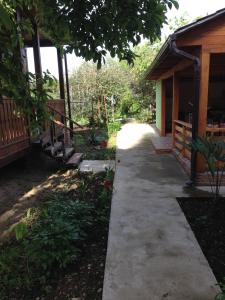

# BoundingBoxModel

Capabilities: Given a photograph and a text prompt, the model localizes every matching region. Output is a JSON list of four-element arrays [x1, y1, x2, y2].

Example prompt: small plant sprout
[[192, 136, 225, 198]]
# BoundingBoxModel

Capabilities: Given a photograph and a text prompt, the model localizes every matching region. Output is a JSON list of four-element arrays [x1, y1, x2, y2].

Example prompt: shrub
[[107, 121, 121, 136]]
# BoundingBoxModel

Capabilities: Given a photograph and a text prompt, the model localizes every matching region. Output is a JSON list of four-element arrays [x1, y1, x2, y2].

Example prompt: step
[[45, 141, 63, 156], [41, 135, 51, 148], [56, 147, 75, 161], [66, 153, 83, 167]]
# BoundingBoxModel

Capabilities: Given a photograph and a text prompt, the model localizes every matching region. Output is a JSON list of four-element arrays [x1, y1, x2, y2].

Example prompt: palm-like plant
[[192, 136, 225, 198]]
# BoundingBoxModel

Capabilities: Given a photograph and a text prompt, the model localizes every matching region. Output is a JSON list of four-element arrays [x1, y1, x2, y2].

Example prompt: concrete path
[[103, 123, 219, 300]]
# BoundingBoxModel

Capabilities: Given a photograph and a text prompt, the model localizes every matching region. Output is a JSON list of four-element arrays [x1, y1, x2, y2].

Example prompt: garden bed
[[75, 122, 121, 160], [177, 197, 225, 283], [0, 170, 114, 300]]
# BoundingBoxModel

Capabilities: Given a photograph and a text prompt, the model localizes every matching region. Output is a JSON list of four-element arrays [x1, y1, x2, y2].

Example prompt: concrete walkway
[[103, 123, 219, 300]]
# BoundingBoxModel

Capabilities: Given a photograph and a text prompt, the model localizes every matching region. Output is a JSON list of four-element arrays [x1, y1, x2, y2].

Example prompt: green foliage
[[70, 41, 160, 124], [215, 278, 225, 300], [192, 136, 225, 198], [107, 121, 121, 136], [40, 0, 178, 66], [70, 60, 131, 123], [13, 222, 28, 240], [1, 1, 178, 129], [0, 169, 115, 299]]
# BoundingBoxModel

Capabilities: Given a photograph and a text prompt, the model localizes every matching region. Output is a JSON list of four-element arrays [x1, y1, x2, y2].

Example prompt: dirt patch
[[0, 150, 64, 239], [178, 197, 225, 283]]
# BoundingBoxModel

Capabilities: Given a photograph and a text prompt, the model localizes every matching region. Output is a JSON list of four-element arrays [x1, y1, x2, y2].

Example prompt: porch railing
[[173, 120, 192, 160], [0, 99, 29, 147], [206, 127, 225, 138]]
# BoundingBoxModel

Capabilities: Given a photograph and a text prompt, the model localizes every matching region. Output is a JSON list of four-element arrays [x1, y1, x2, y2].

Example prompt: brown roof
[[145, 8, 225, 80]]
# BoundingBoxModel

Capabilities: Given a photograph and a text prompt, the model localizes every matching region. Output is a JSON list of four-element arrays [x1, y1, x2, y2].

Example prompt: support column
[[64, 53, 73, 133], [197, 51, 210, 172], [172, 73, 179, 147], [57, 48, 65, 100], [161, 80, 166, 136], [32, 24, 42, 80]]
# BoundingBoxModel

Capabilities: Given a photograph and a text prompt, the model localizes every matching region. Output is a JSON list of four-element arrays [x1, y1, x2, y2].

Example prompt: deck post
[[197, 50, 210, 172], [172, 73, 179, 147], [56, 48, 65, 100], [32, 24, 42, 81], [161, 80, 166, 136], [64, 53, 73, 136]]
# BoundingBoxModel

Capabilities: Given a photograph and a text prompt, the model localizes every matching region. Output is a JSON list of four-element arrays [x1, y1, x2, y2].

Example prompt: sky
[[27, 0, 225, 78]]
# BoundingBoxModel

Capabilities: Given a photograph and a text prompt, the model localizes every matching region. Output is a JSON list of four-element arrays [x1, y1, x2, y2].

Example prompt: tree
[[0, 0, 178, 127], [70, 59, 131, 123]]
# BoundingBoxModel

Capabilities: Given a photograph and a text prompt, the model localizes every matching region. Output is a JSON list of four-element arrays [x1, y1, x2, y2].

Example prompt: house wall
[[156, 80, 162, 131]]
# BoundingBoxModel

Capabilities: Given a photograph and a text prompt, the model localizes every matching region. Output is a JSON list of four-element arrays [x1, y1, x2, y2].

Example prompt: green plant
[[215, 277, 225, 300], [108, 121, 121, 136], [0, 171, 114, 299], [0, 193, 94, 298], [192, 136, 225, 198]]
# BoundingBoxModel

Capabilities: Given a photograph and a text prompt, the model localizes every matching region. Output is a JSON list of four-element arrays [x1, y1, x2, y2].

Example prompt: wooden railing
[[48, 104, 83, 129], [173, 120, 192, 160], [206, 127, 225, 139], [0, 99, 29, 147]]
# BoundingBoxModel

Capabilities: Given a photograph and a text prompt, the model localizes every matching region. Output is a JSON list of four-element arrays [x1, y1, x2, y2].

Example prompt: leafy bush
[[0, 171, 114, 299], [0, 193, 94, 298], [215, 277, 225, 299], [108, 121, 121, 136]]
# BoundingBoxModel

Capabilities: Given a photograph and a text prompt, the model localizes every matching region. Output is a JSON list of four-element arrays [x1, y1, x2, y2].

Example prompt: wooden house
[[146, 8, 225, 184]]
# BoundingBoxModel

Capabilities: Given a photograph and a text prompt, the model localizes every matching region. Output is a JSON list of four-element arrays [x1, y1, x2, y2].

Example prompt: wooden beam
[[57, 48, 65, 100], [202, 44, 225, 53], [197, 51, 210, 172], [64, 53, 73, 134], [158, 59, 192, 80], [161, 80, 166, 136], [32, 24, 42, 79], [172, 73, 179, 147]]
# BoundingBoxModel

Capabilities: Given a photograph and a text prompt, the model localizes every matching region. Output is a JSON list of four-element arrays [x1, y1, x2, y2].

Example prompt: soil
[[0, 149, 64, 240], [178, 197, 225, 283], [50, 213, 109, 300]]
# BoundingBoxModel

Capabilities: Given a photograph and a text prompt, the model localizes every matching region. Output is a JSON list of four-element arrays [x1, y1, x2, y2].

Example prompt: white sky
[[27, 0, 225, 78]]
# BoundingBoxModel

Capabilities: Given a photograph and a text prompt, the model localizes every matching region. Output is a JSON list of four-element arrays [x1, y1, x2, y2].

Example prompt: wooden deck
[[0, 99, 66, 168], [0, 99, 30, 168], [151, 135, 172, 154]]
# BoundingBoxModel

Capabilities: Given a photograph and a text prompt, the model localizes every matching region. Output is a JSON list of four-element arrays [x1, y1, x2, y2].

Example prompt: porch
[[0, 98, 66, 168]]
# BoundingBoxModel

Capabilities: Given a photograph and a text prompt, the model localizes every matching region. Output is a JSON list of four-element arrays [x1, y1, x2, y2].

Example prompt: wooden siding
[[177, 18, 225, 48]]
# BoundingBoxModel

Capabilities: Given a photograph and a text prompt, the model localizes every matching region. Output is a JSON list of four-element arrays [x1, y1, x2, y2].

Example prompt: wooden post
[[161, 80, 166, 136], [172, 73, 179, 147], [64, 53, 73, 134], [32, 24, 42, 81], [57, 48, 65, 100], [197, 51, 210, 172]]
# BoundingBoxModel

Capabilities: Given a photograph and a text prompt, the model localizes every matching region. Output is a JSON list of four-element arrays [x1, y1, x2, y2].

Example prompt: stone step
[[45, 141, 63, 156], [66, 153, 83, 167], [56, 147, 75, 161]]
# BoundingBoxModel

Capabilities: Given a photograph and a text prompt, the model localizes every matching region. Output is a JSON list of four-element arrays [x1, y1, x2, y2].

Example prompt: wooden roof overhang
[[145, 8, 225, 81]]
